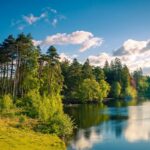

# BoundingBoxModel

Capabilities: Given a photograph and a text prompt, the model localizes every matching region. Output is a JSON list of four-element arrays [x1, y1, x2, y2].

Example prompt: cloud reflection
[[125, 102, 150, 142], [70, 127, 103, 150]]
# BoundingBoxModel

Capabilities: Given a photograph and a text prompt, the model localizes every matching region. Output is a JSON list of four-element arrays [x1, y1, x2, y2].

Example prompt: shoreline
[[63, 98, 115, 105]]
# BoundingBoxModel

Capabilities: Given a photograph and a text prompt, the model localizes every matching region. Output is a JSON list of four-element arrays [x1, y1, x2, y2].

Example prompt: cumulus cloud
[[33, 31, 103, 52], [32, 40, 42, 46], [88, 39, 150, 75], [113, 39, 150, 56], [80, 37, 103, 52], [59, 53, 72, 62], [88, 52, 113, 67]]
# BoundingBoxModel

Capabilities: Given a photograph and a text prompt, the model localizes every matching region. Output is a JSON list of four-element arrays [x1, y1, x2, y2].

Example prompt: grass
[[0, 118, 66, 150]]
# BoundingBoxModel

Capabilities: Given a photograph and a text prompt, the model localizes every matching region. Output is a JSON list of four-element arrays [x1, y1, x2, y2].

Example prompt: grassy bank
[[0, 119, 66, 150]]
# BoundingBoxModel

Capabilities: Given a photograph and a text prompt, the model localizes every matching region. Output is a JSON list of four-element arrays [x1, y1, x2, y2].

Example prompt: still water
[[65, 99, 150, 150]]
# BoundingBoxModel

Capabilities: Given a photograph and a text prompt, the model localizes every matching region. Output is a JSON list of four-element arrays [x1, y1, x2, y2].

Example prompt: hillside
[[0, 119, 66, 150]]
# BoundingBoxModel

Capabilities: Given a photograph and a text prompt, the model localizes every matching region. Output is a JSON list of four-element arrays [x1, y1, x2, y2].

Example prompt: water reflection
[[70, 128, 103, 150], [65, 100, 150, 150], [125, 102, 150, 142]]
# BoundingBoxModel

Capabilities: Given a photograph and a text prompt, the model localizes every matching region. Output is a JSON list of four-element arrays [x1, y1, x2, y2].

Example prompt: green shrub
[[22, 90, 63, 122], [16, 115, 26, 128], [75, 79, 110, 102], [0, 94, 13, 113], [22, 90, 41, 118], [19, 115, 26, 124], [124, 86, 137, 99], [35, 113, 74, 137]]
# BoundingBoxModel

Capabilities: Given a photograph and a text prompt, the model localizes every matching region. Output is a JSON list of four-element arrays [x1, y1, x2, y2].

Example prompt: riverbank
[[63, 98, 114, 105], [0, 118, 66, 150]]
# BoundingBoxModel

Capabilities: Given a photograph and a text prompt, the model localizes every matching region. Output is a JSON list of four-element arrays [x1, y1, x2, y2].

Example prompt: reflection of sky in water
[[67, 101, 150, 150]]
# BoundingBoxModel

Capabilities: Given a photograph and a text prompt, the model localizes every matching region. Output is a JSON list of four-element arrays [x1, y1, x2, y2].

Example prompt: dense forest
[[0, 33, 73, 140], [0, 33, 150, 142], [61, 57, 150, 103]]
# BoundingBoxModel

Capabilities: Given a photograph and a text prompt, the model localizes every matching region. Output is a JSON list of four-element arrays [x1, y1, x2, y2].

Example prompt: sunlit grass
[[0, 119, 66, 150]]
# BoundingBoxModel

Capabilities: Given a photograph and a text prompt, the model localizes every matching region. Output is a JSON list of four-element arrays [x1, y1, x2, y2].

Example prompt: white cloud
[[88, 52, 113, 67], [32, 37, 150, 75], [23, 14, 40, 25], [32, 40, 42, 46], [89, 39, 150, 75], [80, 37, 103, 52], [113, 39, 150, 56], [59, 53, 72, 62], [12, 7, 65, 30], [33, 31, 103, 52]]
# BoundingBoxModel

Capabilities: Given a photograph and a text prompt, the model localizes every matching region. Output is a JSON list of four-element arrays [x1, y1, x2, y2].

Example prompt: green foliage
[[19, 115, 26, 124], [111, 82, 122, 98], [0, 94, 13, 113], [94, 67, 105, 81], [16, 115, 27, 128], [0, 121, 66, 150], [67, 58, 82, 98], [76, 79, 110, 102], [35, 113, 74, 137], [22, 90, 41, 118], [38, 95, 63, 121], [76, 79, 101, 102], [138, 77, 149, 94], [82, 59, 94, 79], [99, 80, 110, 99], [23, 90, 63, 122], [124, 86, 137, 99]]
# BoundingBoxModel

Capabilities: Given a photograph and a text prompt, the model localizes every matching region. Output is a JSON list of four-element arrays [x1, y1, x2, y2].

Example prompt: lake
[[65, 99, 150, 150]]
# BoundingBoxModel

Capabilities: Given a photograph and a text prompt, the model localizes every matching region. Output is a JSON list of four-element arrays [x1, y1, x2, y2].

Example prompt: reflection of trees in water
[[65, 103, 109, 129], [66, 99, 150, 149]]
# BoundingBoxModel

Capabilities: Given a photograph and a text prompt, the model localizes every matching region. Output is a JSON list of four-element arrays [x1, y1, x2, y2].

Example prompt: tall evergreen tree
[[82, 59, 94, 79]]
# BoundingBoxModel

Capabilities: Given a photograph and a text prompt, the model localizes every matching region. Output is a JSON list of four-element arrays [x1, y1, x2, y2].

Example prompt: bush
[[38, 95, 63, 121], [23, 90, 41, 118], [35, 113, 74, 137], [16, 115, 26, 128], [22, 90, 63, 122], [0, 94, 14, 113], [124, 86, 137, 99], [75, 79, 110, 102]]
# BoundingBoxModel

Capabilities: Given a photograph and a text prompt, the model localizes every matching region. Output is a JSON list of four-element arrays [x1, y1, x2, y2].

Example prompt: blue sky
[[1, 0, 150, 73]]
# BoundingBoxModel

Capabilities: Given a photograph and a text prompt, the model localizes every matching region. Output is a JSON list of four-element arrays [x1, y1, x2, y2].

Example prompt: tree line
[[61, 51, 150, 102]]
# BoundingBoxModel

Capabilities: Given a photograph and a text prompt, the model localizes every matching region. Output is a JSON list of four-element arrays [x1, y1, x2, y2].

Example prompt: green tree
[[82, 59, 94, 79], [0, 94, 13, 113], [94, 67, 105, 82], [111, 82, 122, 98], [67, 58, 82, 98], [76, 79, 110, 102]]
